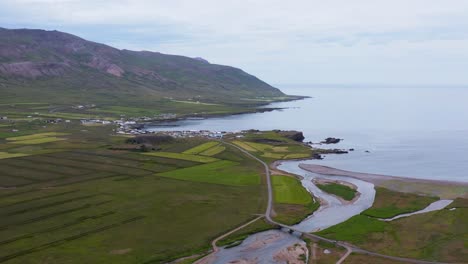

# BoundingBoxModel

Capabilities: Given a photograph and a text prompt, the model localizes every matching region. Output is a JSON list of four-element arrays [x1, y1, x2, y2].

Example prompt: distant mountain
[[0, 27, 287, 107]]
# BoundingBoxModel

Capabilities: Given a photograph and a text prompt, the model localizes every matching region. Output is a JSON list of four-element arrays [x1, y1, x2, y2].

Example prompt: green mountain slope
[[0, 27, 292, 110]]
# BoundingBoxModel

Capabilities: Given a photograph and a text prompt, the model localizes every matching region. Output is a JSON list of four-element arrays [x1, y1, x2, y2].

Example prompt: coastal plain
[[1, 104, 467, 263]]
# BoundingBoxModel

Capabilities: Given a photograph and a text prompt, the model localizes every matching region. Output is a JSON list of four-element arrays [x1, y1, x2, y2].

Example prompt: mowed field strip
[[183, 141, 220, 154], [143, 152, 219, 163], [0, 152, 30, 160], [6, 132, 69, 145], [272, 175, 313, 205]]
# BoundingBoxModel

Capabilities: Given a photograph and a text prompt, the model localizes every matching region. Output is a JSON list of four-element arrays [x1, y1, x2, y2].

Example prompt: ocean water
[[148, 86, 468, 183]]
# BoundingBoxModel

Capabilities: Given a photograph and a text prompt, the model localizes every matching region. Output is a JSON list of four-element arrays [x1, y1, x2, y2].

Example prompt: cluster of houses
[[160, 130, 226, 139]]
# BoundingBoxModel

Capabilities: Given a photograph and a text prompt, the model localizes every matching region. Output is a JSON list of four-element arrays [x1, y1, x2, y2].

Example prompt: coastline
[[142, 95, 309, 128], [299, 164, 468, 199]]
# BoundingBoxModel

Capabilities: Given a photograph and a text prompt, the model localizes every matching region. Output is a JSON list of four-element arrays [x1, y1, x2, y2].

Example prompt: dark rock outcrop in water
[[321, 137, 342, 144]]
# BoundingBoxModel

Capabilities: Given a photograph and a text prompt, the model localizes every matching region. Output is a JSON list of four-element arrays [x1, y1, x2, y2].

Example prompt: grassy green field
[[363, 187, 439, 218], [158, 160, 261, 186], [199, 145, 226, 156], [182, 141, 220, 154], [0, 121, 269, 263], [272, 175, 312, 205], [6, 132, 69, 141], [0, 152, 30, 159], [232, 141, 258, 152], [142, 152, 219, 163], [316, 182, 357, 201], [271, 175, 319, 225], [318, 189, 468, 263], [230, 131, 313, 163], [8, 137, 67, 145]]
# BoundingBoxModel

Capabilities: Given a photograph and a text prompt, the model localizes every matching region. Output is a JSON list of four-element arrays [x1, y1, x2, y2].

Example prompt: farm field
[[182, 141, 220, 154], [142, 151, 219, 163], [0, 124, 268, 263], [229, 131, 313, 163], [158, 160, 261, 186], [0, 152, 30, 160], [272, 175, 312, 205], [271, 175, 319, 225]]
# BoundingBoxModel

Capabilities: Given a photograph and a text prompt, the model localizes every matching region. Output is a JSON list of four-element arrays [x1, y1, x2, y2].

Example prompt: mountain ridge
[[0, 27, 287, 107]]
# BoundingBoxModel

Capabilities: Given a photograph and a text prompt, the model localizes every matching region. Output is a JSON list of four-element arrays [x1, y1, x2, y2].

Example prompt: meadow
[[271, 175, 319, 225], [315, 182, 357, 201], [363, 187, 439, 218], [0, 120, 269, 263], [318, 188, 467, 263], [230, 131, 313, 163]]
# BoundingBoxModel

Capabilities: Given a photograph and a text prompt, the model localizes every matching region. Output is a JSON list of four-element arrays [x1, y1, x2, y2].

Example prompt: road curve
[[194, 216, 264, 264], [224, 141, 451, 264]]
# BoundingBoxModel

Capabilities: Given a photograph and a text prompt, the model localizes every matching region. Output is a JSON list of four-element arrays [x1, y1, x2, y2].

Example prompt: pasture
[[182, 141, 220, 154], [6, 132, 68, 145], [363, 187, 439, 218], [271, 175, 319, 225], [142, 152, 219, 163], [158, 160, 261, 186], [0, 125, 267, 263], [272, 175, 312, 205], [230, 132, 312, 162], [318, 189, 468, 263], [0, 152, 30, 160]]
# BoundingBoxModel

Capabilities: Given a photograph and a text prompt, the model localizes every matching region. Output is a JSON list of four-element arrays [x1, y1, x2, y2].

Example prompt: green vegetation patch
[[317, 189, 468, 263], [283, 153, 311, 159], [9, 137, 67, 145], [232, 141, 258, 152], [182, 141, 220, 154], [200, 145, 226, 156], [316, 182, 357, 201], [318, 215, 387, 243], [363, 187, 439, 218], [0, 126, 267, 263], [0, 152, 30, 159], [143, 152, 219, 163], [230, 133, 312, 162], [272, 175, 319, 225], [261, 152, 285, 159], [6, 132, 69, 141], [158, 160, 260, 186], [272, 175, 312, 205]]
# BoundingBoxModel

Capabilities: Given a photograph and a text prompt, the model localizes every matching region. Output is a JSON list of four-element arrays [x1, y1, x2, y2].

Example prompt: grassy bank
[[271, 175, 319, 225], [317, 188, 467, 263], [363, 187, 439, 218], [315, 182, 357, 201]]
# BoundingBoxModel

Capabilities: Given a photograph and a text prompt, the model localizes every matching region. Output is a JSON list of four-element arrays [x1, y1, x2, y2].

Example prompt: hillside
[[0, 27, 293, 114]]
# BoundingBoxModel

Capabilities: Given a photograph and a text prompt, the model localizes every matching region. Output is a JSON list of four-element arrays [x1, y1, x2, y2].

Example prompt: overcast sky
[[1, 0, 468, 86]]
